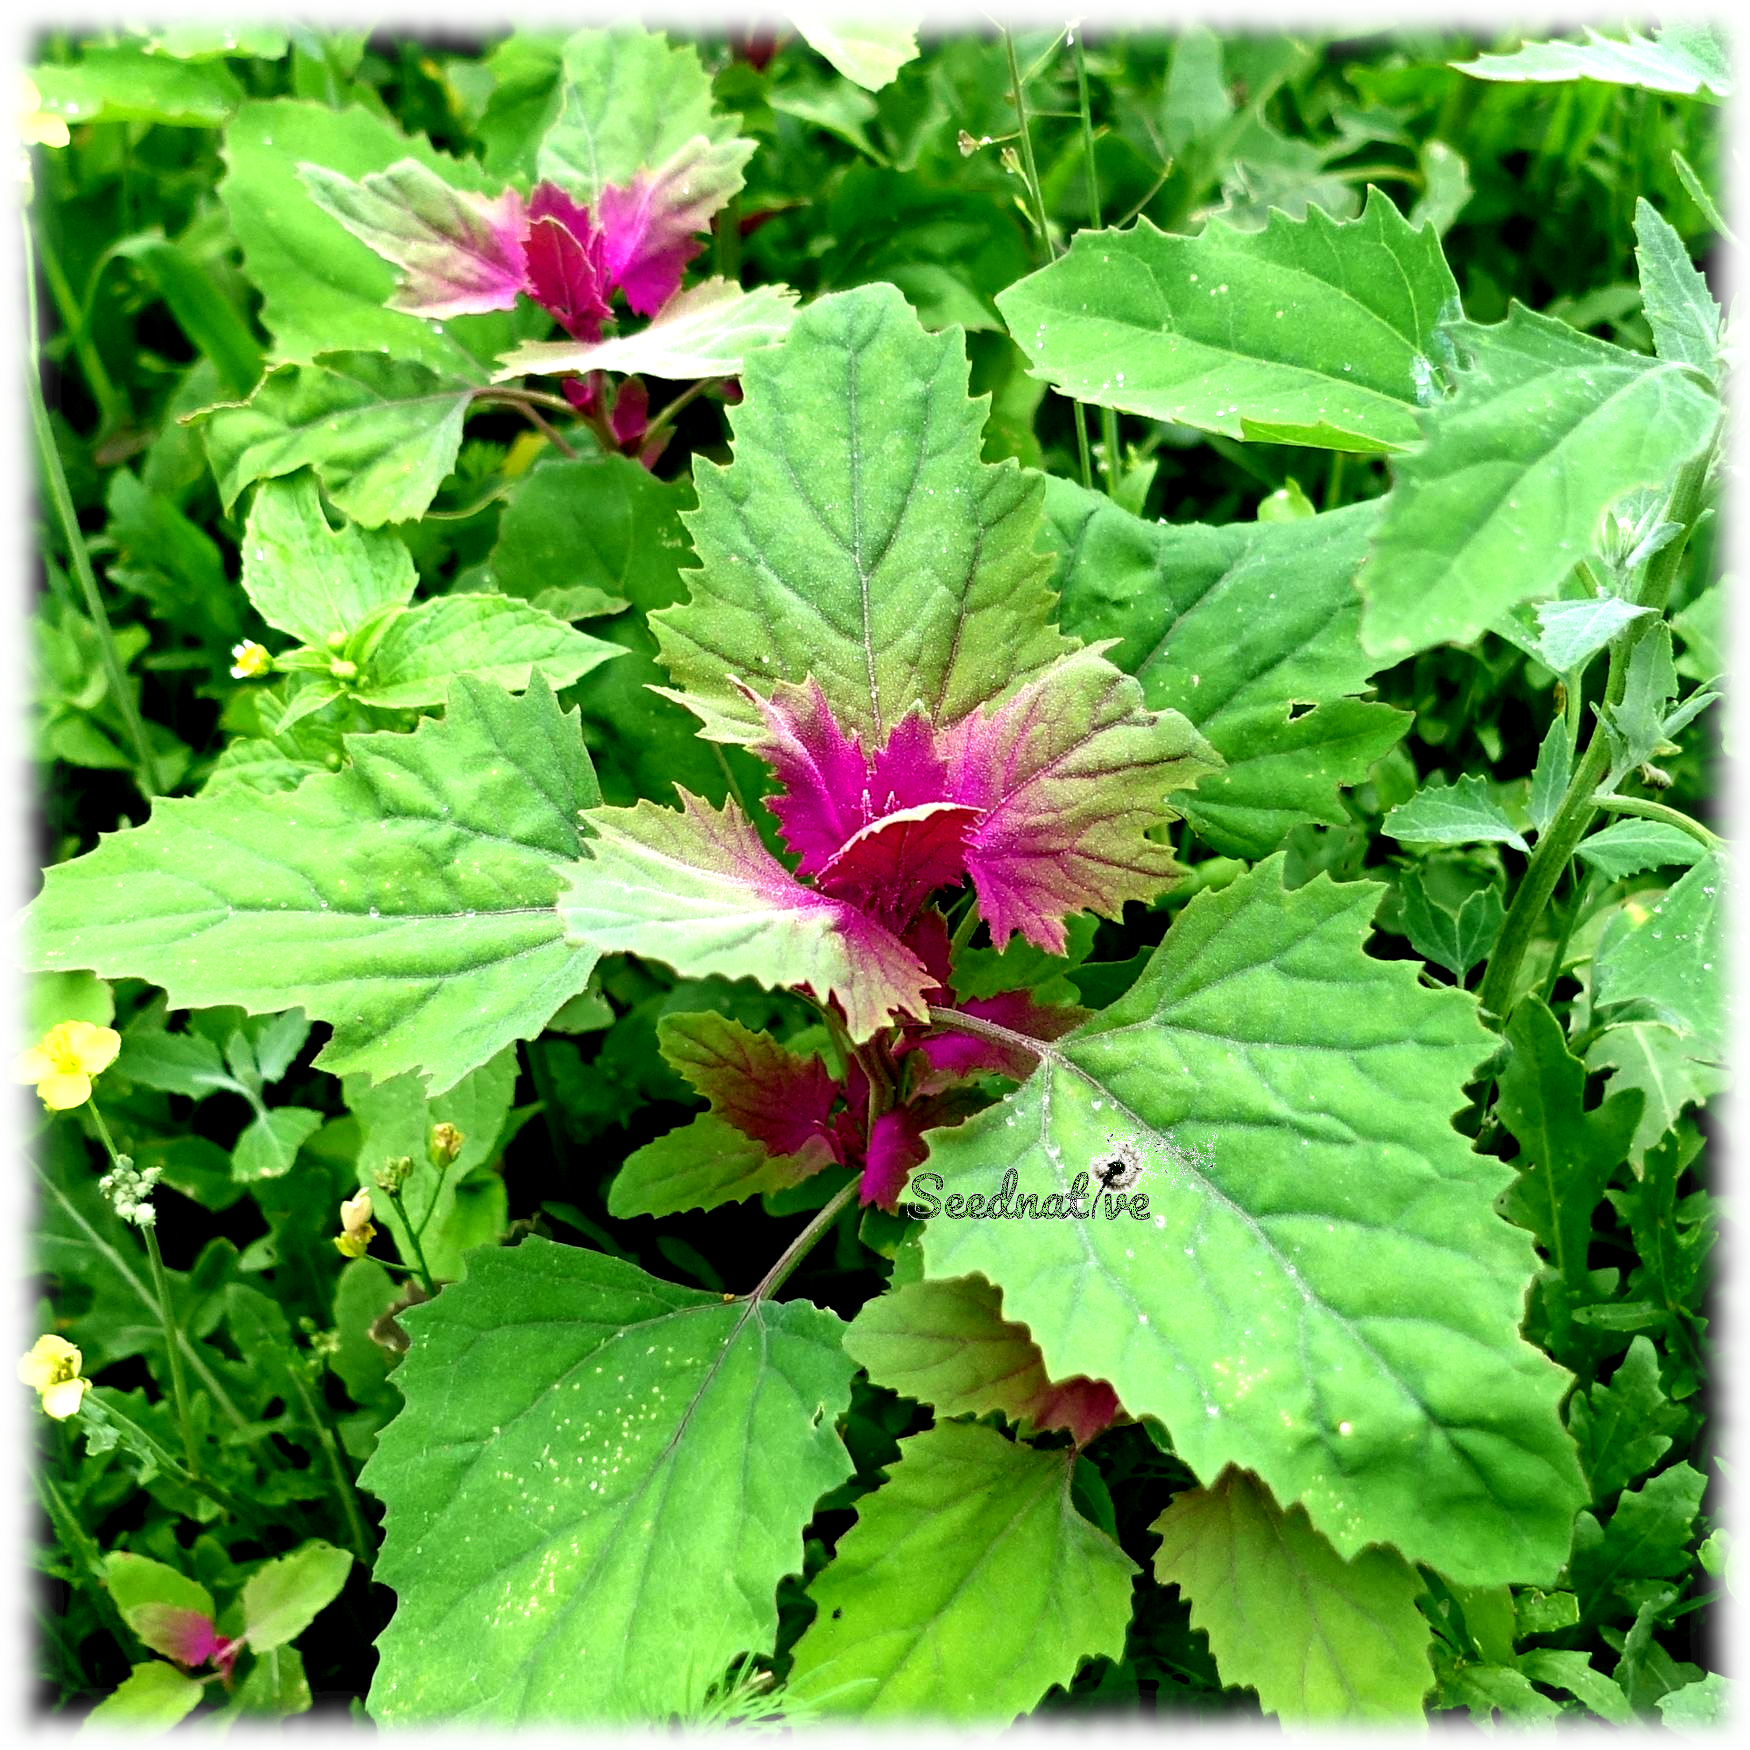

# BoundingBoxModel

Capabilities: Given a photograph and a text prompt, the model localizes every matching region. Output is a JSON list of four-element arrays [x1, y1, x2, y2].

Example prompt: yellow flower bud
[[18, 1334, 89, 1419], [229, 641, 272, 680]]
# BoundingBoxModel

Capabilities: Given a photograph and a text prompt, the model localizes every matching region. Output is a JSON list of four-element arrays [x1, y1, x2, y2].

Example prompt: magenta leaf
[[131, 1604, 221, 1670], [299, 159, 528, 320], [523, 183, 611, 342], [914, 991, 1088, 1085], [746, 677, 878, 877], [861, 1107, 932, 1210], [559, 793, 934, 1039], [657, 1012, 840, 1168], [609, 377, 651, 448], [815, 803, 980, 932], [940, 646, 1220, 951]]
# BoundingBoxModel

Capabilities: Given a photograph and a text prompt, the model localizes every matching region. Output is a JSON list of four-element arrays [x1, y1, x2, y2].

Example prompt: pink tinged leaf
[[562, 371, 605, 416], [658, 1012, 840, 1167], [867, 709, 950, 815], [900, 909, 954, 994], [131, 1604, 220, 1669], [523, 183, 611, 343], [597, 134, 757, 316], [860, 1107, 932, 1210], [940, 647, 1220, 952], [1034, 1377, 1122, 1446], [915, 990, 1087, 1084], [609, 377, 650, 448], [560, 792, 933, 1040], [743, 677, 871, 876], [814, 803, 980, 933], [298, 159, 528, 320]]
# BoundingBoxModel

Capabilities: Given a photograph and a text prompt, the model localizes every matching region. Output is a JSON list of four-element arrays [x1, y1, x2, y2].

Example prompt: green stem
[[286, 1365, 373, 1563], [947, 893, 983, 963], [22, 213, 163, 797], [35, 225, 127, 433], [747, 1180, 859, 1304], [1476, 437, 1716, 1026], [36, 1462, 138, 1657], [1003, 27, 1093, 492], [85, 1101, 201, 1477], [387, 1187, 438, 1297], [1593, 793, 1722, 851], [1072, 30, 1122, 496], [96, 1398, 269, 1532], [641, 375, 722, 450]]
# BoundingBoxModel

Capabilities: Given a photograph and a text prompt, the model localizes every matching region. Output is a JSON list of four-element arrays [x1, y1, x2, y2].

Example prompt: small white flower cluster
[[98, 1155, 162, 1227]]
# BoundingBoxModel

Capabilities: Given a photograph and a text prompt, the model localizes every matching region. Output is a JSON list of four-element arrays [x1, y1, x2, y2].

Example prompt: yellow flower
[[18, 1334, 90, 1420], [229, 641, 272, 680], [334, 1190, 376, 1260], [15, 1020, 121, 1111], [20, 75, 70, 150]]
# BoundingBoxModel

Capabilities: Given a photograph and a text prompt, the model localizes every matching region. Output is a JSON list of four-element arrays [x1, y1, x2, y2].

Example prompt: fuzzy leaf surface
[[652, 284, 1073, 745], [1593, 853, 1727, 1054], [1535, 597, 1653, 672], [920, 856, 1584, 1585], [558, 794, 932, 1039], [1575, 820, 1706, 882], [1041, 481, 1404, 858], [996, 191, 1460, 453], [1358, 306, 1718, 660], [194, 354, 477, 529], [24, 678, 601, 1094], [1454, 25, 1730, 100], [1584, 1021, 1724, 1166], [1384, 774, 1529, 853], [1152, 1467, 1433, 1722], [784, 1423, 1134, 1720], [363, 1239, 855, 1723], [1633, 199, 1722, 383]]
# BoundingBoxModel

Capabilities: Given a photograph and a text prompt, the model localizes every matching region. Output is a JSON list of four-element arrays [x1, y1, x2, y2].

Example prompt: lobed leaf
[[1593, 854, 1727, 1054], [609, 1113, 836, 1220], [1454, 24, 1730, 101], [996, 190, 1461, 453], [919, 856, 1585, 1585], [1384, 773, 1529, 853], [24, 678, 602, 1095], [1633, 198, 1723, 385], [363, 1238, 856, 1723]]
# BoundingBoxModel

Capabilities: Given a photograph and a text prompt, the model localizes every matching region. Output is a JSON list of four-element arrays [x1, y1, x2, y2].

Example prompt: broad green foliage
[[1454, 24, 1730, 101], [34, 47, 245, 126], [1358, 306, 1718, 661], [195, 354, 476, 528], [653, 283, 1074, 745], [1386, 774, 1529, 853], [784, 1423, 1135, 1719], [610, 1113, 832, 1219], [997, 191, 1461, 452], [792, 20, 920, 91], [921, 857, 1585, 1585], [1593, 854, 1726, 1053], [363, 1240, 856, 1723], [1152, 1467, 1433, 1722], [1041, 481, 1407, 857], [26, 679, 602, 1093], [83, 1660, 206, 1730]]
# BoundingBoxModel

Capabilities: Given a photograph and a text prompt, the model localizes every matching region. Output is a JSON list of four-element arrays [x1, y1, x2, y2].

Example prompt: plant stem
[[947, 893, 983, 963], [96, 1398, 269, 1532], [35, 225, 127, 433], [641, 375, 723, 450], [747, 1180, 859, 1304], [85, 1101, 201, 1477], [1593, 793, 1722, 850], [386, 1187, 438, 1297], [22, 212, 163, 797], [1475, 437, 1716, 1027], [286, 1365, 373, 1563], [926, 1004, 1049, 1060], [1071, 30, 1122, 496], [1003, 27, 1093, 491], [36, 1463, 138, 1656]]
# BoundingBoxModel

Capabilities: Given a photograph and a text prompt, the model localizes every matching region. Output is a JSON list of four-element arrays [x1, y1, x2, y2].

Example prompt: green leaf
[[1527, 722, 1573, 837], [105, 1552, 216, 1634], [1598, 625, 1690, 787], [81, 1661, 206, 1734], [1584, 1021, 1724, 1166], [496, 279, 797, 383], [1575, 820, 1706, 882], [652, 283, 1074, 745], [560, 795, 932, 1041], [1398, 868, 1503, 978], [1568, 1336, 1687, 1499], [1496, 996, 1642, 1292], [1535, 597, 1653, 672], [610, 1113, 834, 1220], [1385, 773, 1529, 853], [143, 24, 290, 60], [242, 1541, 354, 1652], [221, 99, 522, 375], [534, 27, 751, 204], [241, 474, 416, 649], [1152, 1467, 1432, 1722], [1358, 306, 1719, 662], [1454, 25, 1730, 101], [228, 1645, 311, 1719], [35, 46, 242, 125], [353, 596, 621, 710], [1436, 1659, 1563, 1725], [1516, 1649, 1634, 1724], [844, 1274, 1115, 1438], [1041, 481, 1406, 858], [995, 190, 1461, 453], [346, 1048, 517, 1278], [363, 1238, 856, 1723], [195, 354, 477, 529], [115, 233, 264, 399], [232, 1106, 325, 1182], [920, 856, 1584, 1585], [1657, 1671, 1733, 1731], [784, 1423, 1135, 1720], [1593, 854, 1726, 1054], [1571, 1461, 1707, 1606], [26, 677, 601, 1095], [793, 19, 920, 89], [27, 970, 114, 1036], [1634, 199, 1722, 385], [1672, 583, 1724, 682]]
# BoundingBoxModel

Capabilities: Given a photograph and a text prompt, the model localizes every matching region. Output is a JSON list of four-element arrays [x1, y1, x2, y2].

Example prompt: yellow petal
[[18, 1353, 56, 1390], [37, 1071, 92, 1111], [22, 113, 71, 149], [13, 1046, 54, 1084], [63, 1022, 121, 1076], [41, 1376, 91, 1420]]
